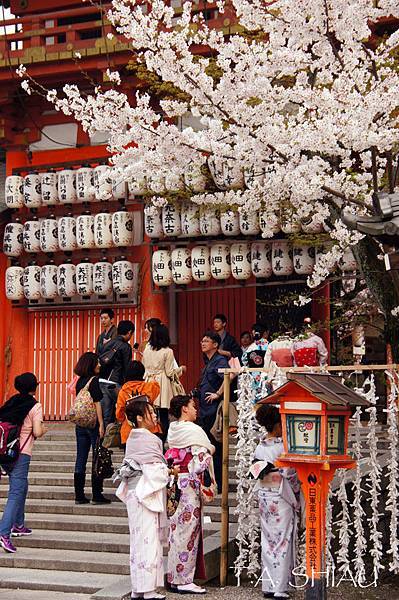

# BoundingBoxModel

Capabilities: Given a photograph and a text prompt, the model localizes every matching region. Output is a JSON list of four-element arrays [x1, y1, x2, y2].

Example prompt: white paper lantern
[[112, 210, 134, 246], [165, 172, 184, 193], [40, 218, 58, 253], [23, 220, 41, 253], [5, 176, 24, 209], [259, 210, 281, 236], [220, 210, 240, 237], [181, 202, 200, 238], [199, 207, 221, 237], [210, 244, 231, 280], [293, 246, 316, 275], [41, 172, 58, 205], [128, 174, 147, 197], [272, 241, 294, 276], [40, 264, 58, 299], [5, 266, 24, 300], [76, 214, 95, 249], [243, 166, 266, 188], [94, 165, 112, 200], [147, 174, 166, 195], [281, 208, 301, 234], [23, 265, 41, 300], [208, 157, 244, 190], [94, 213, 113, 248], [231, 242, 251, 280], [58, 216, 77, 252], [76, 262, 94, 296], [251, 242, 272, 278], [57, 263, 76, 298], [239, 211, 260, 236], [171, 248, 192, 285], [76, 166, 95, 203], [93, 261, 113, 296], [24, 173, 42, 208], [152, 249, 172, 287], [111, 172, 128, 201], [184, 162, 207, 192], [339, 249, 357, 271], [191, 246, 211, 282], [162, 204, 181, 237], [58, 169, 77, 204], [144, 204, 164, 239], [113, 259, 135, 294], [3, 222, 24, 257]]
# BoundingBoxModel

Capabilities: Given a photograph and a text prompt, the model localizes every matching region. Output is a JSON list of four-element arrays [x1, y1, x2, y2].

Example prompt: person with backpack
[[98, 320, 134, 429], [73, 352, 109, 505], [0, 372, 47, 554]]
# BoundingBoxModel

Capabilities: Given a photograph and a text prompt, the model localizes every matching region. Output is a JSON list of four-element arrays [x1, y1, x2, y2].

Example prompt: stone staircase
[[0, 424, 239, 600]]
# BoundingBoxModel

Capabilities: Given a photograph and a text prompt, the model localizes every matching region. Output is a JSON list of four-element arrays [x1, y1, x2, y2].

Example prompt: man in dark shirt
[[198, 331, 229, 493], [95, 308, 117, 356], [98, 320, 134, 428], [213, 313, 242, 361]]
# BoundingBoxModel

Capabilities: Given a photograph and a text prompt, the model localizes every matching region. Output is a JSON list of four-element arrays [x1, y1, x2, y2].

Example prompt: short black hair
[[125, 396, 150, 428], [240, 330, 251, 338], [145, 317, 161, 331], [100, 308, 114, 319], [125, 360, 145, 382], [252, 323, 268, 336], [14, 372, 38, 394], [256, 404, 281, 433], [74, 352, 98, 377], [118, 320, 135, 336], [169, 395, 191, 419], [202, 330, 221, 347], [149, 324, 170, 351], [213, 313, 227, 324]]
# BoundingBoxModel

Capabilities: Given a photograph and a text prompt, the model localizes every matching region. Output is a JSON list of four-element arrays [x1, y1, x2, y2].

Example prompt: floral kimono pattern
[[242, 339, 270, 402], [165, 445, 212, 586]]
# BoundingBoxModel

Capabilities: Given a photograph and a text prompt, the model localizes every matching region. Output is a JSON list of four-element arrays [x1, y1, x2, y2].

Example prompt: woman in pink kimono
[[250, 404, 300, 600], [115, 398, 177, 600], [166, 395, 215, 595]]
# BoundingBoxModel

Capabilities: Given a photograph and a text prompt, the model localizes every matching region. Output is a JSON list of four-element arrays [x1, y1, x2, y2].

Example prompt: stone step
[[0, 546, 129, 575], [31, 451, 124, 462], [0, 590, 90, 600], [25, 512, 130, 534], [0, 497, 126, 517], [10, 529, 130, 554], [0, 566, 122, 594]]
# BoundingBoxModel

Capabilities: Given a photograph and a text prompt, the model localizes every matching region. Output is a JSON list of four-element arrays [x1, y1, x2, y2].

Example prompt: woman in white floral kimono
[[166, 395, 215, 595], [250, 404, 300, 600], [115, 397, 177, 600]]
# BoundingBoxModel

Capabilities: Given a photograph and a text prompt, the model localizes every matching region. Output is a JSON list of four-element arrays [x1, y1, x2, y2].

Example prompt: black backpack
[[98, 340, 123, 369]]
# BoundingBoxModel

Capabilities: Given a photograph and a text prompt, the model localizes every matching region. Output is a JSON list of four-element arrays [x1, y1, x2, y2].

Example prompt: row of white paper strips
[[145, 203, 325, 239], [5, 260, 137, 301], [152, 243, 357, 286], [2, 211, 135, 257]]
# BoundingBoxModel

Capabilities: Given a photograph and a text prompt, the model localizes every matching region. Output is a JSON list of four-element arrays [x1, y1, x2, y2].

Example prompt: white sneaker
[[177, 583, 207, 594]]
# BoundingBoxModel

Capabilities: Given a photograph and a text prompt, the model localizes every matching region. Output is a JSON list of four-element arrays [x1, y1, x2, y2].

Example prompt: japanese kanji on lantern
[[112, 259, 135, 295], [23, 264, 41, 300], [5, 175, 24, 209], [128, 174, 147, 197], [239, 210, 260, 236], [76, 261, 94, 297], [251, 242, 272, 278], [171, 248, 192, 285], [152, 249, 172, 287], [94, 164, 112, 200], [111, 171, 128, 201], [184, 161, 207, 192], [199, 207, 221, 237], [76, 166, 95, 203], [94, 212, 113, 248], [259, 208, 281, 236], [181, 202, 200, 238], [3, 221, 24, 257], [5, 266, 24, 301], [144, 204, 164, 239], [57, 263, 77, 298], [93, 260, 113, 296], [210, 244, 231, 280], [281, 208, 301, 234], [76, 214, 95, 249], [40, 217, 59, 253], [293, 245, 316, 275], [40, 264, 58, 300], [220, 210, 240, 237], [41, 171, 58, 206], [191, 246, 211, 282], [23, 219, 41, 254], [272, 240, 294, 276], [112, 210, 134, 246], [58, 169, 77, 204], [162, 204, 181, 237], [58, 216, 77, 252], [24, 173, 42, 208], [231, 242, 251, 280]]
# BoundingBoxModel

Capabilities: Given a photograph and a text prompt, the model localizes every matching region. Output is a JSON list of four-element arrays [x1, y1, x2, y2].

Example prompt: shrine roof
[[262, 372, 370, 407]]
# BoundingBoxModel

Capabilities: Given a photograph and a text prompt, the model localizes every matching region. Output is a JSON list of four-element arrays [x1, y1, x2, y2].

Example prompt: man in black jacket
[[95, 308, 117, 356], [98, 320, 134, 427], [213, 313, 242, 361]]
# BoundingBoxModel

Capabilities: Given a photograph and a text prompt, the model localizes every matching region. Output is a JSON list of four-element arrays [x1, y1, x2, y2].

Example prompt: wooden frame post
[[220, 371, 231, 586]]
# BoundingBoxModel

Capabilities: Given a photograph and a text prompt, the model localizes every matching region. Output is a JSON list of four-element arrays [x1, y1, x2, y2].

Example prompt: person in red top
[[0, 373, 47, 553]]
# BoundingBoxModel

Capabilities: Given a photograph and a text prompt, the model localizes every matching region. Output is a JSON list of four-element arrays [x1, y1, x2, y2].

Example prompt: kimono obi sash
[[294, 347, 317, 367], [271, 348, 293, 367]]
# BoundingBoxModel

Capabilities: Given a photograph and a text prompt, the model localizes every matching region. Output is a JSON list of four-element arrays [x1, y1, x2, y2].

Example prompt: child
[[250, 404, 300, 599]]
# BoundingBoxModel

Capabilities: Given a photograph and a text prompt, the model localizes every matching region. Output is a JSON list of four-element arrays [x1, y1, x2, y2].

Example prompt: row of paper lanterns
[[2, 211, 135, 257], [5, 259, 137, 301], [152, 243, 357, 286], [144, 203, 324, 239]]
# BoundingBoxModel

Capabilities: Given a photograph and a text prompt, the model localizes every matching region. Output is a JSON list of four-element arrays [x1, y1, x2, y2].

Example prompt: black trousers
[[201, 413, 222, 494]]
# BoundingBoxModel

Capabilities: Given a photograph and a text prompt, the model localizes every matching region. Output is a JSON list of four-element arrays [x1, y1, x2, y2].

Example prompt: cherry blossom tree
[[18, 0, 399, 353]]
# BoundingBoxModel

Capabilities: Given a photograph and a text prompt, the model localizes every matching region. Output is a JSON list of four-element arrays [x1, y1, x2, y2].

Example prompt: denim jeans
[[99, 382, 120, 429], [74, 425, 99, 475], [0, 453, 31, 536]]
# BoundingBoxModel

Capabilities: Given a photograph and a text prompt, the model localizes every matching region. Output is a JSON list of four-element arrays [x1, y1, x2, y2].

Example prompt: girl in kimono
[[166, 395, 215, 595], [251, 404, 300, 600], [116, 398, 176, 600]]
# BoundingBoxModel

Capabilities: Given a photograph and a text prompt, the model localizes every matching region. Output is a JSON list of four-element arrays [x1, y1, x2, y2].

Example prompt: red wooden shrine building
[[0, 0, 329, 419]]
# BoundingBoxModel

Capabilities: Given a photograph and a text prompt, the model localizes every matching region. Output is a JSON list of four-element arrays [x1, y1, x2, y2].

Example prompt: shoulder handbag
[[200, 458, 217, 504], [99, 340, 123, 369], [169, 372, 185, 397], [102, 421, 122, 449], [166, 459, 181, 517], [93, 438, 114, 479], [68, 377, 97, 429]]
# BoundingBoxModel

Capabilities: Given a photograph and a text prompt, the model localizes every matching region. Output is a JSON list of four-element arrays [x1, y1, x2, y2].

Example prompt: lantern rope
[[385, 371, 399, 574]]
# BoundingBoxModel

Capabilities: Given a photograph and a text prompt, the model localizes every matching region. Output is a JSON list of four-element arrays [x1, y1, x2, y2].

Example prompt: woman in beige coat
[[142, 324, 186, 439]]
